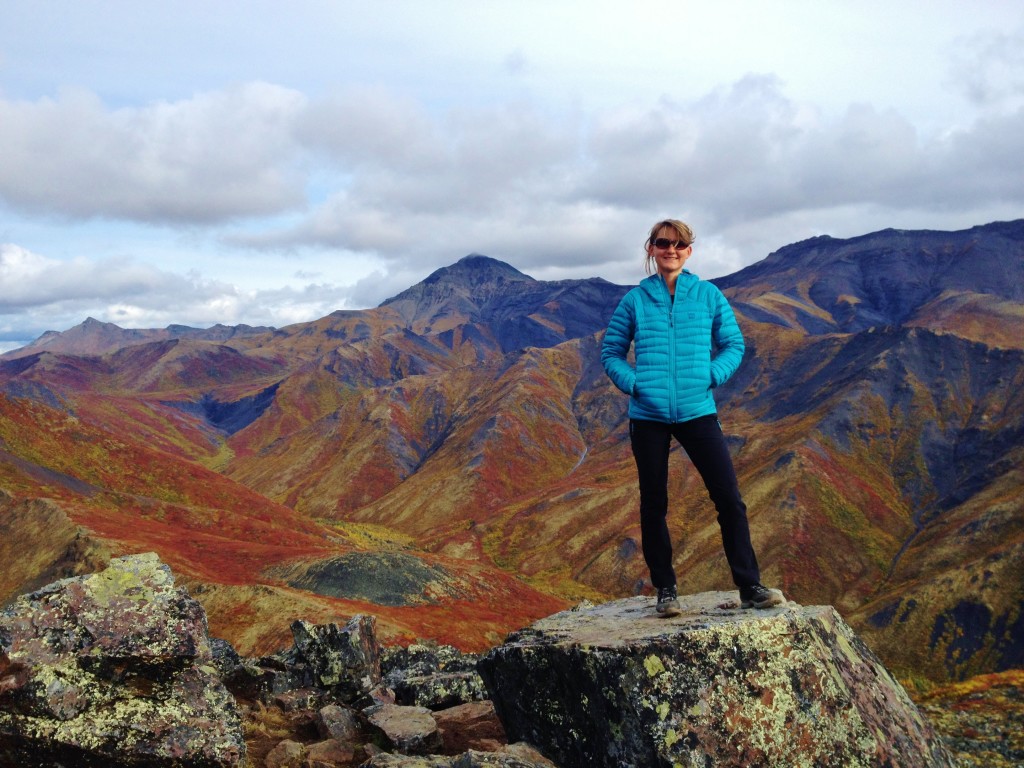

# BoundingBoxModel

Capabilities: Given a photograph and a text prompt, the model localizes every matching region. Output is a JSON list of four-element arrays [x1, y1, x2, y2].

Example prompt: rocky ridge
[[1, 554, 959, 768]]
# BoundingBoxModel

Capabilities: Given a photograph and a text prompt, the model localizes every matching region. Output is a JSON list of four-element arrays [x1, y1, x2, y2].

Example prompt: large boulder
[[478, 592, 955, 768], [0, 552, 245, 767]]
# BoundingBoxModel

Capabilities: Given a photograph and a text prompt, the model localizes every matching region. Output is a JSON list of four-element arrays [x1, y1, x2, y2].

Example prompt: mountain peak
[[378, 256, 535, 326], [82, 316, 115, 327], [422, 254, 533, 287]]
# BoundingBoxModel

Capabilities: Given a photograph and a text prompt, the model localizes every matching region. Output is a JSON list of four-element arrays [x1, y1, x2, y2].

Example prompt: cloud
[[228, 89, 605, 266], [232, 73, 1024, 273], [948, 27, 1024, 107], [5, 74, 1023, 266], [0, 243, 237, 325], [504, 49, 528, 76], [581, 74, 1024, 232], [3, 64, 1024, 352], [0, 243, 359, 348], [0, 83, 307, 223]]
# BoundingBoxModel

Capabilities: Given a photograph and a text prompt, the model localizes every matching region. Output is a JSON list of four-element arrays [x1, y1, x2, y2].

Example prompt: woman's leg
[[629, 419, 676, 589], [673, 415, 761, 587]]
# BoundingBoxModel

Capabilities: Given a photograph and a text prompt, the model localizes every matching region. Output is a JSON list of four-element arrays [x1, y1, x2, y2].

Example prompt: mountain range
[[1, 222, 1022, 685]]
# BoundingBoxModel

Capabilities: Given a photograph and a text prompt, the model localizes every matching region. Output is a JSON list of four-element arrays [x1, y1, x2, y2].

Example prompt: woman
[[601, 219, 784, 617]]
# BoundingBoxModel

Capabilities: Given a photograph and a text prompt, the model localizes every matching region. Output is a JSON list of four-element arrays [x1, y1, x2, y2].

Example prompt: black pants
[[629, 415, 760, 590]]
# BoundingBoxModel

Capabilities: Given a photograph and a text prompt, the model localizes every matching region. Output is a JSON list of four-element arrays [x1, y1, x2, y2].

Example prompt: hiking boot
[[740, 584, 785, 609], [656, 586, 681, 617]]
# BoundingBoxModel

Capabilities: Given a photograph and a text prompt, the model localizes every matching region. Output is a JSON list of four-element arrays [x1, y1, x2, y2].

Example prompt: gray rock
[[210, 636, 244, 680], [359, 745, 556, 767], [364, 702, 443, 755], [264, 738, 304, 768], [290, 616, 382, 706], [220, 616, 385, 708], [382, 643, 486, 710], [359, 755, 453, 768], [222, 653, 306, 699], [0, 552, 245, 767], [317, 702, 361, 742], [478, 592, 956, 768]]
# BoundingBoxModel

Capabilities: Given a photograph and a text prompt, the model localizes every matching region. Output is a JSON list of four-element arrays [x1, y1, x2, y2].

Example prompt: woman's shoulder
[[683, 274, 726, 300], [622, 279, 654, 302], [632, 274, 666, 297]]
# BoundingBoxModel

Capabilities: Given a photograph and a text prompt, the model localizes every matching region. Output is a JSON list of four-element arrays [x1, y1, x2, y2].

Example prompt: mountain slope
[[1, 222, 1022, 682], [716, 219, 1024, 343], [0, 391, 569, 653]]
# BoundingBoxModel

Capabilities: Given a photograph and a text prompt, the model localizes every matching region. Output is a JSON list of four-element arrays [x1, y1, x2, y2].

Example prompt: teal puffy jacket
[[601, 271, 745, 423]]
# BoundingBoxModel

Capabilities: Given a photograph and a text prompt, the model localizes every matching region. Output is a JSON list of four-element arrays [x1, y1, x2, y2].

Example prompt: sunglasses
[[651, 238, 690, 250]]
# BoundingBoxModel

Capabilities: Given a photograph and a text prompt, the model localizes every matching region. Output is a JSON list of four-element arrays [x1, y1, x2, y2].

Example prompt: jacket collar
[[640, 271, 696, 303]]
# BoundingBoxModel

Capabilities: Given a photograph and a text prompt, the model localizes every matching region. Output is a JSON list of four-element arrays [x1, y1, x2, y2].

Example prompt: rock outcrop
[[383, 643, 487, 710], [478, 592, 956, 768], [289, 616, 382, 705], [0, 553, 245, 767], [216, 609, 518, 765], [1, 554, 962, 767]]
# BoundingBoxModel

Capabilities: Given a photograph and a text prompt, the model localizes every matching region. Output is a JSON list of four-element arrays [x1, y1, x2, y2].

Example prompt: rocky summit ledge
[[478, 592, 956, 768]]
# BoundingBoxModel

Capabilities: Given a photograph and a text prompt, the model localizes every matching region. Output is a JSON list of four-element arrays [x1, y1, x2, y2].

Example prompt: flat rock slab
[[365, 702, 443, 755], [479, 592, 955, 768]]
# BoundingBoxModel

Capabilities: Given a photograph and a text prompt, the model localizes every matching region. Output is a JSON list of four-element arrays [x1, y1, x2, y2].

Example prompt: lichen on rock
[[0, 552, 245, 767], [478, 592, 957, 768], [382, 642, 486, 710]]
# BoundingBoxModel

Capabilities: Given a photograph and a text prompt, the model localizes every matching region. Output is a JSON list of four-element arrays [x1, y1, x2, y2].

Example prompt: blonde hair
[[643, 219, 695, 275]]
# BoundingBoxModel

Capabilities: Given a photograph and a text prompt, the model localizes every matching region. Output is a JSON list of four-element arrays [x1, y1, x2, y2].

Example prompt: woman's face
[[647, 227, 692, 279]]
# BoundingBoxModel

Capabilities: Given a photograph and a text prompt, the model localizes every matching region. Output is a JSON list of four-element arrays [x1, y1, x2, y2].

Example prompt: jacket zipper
[[666, 279, 677, 422]]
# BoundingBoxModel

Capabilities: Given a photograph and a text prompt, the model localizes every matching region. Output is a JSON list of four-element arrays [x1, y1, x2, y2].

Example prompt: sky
[[1, 1, 1022, 353]]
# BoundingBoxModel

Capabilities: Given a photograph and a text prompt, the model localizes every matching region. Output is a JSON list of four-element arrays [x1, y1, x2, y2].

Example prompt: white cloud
[[0, 242, 229, 324], [0, 243, 365, 348], [3, 74, 1023, 281], [948, 27, 1024, 107], [0, 83, 307, 223], [229, 72, 1024, 277]]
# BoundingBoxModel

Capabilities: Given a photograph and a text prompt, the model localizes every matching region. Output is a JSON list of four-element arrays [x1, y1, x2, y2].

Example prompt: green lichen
[[644, 653, 666, 677], [1, 555, 244, 766], [84, 553, 171, 605]]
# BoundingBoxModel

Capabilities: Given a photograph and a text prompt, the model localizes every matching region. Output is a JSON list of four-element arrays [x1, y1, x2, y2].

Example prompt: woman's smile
[[649, 231, 692, 281]]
